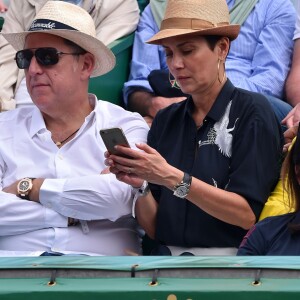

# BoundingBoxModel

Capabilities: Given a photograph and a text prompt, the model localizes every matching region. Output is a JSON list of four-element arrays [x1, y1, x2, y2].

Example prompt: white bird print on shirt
[[198, 100, 239, 158], [214, 101, 239, 157]]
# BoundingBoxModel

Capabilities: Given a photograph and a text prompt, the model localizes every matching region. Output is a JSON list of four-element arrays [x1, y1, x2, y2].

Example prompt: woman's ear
[[218, 37, 230, 60]]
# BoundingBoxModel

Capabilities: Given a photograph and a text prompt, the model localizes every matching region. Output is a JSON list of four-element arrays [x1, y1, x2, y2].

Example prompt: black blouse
[[148, 80, 283, 248]]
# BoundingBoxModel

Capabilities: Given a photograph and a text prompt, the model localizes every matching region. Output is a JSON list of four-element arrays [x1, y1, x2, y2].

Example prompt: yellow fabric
[[259, 179, 294, 221], [259, 137, 297, 221]]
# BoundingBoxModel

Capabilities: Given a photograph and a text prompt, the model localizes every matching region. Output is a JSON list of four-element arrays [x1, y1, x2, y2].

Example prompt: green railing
[[1, 256, 300, 299]]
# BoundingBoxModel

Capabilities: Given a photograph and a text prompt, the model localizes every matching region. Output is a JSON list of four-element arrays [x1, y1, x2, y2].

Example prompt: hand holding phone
[[100, 127, 131, 156]]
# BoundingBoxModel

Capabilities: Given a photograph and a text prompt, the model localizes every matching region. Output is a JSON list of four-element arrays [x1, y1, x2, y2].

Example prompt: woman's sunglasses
[[15, 47, 86, 69]]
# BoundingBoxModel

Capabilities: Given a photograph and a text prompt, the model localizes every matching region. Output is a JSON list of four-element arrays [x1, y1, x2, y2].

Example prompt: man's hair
[[63, 38, 87, 55]]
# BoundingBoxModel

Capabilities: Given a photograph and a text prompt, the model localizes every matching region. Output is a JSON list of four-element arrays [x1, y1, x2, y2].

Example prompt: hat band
[[29, 19, 77, 32], [161, 18, 229, 31]]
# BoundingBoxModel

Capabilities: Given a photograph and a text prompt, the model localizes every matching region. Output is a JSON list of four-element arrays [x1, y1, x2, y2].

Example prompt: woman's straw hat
[[1, 1, 115, 77], [147, 0, 240, 45]]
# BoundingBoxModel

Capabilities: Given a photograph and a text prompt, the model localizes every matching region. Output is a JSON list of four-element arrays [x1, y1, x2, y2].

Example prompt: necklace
[[55, 128, 80, 147]]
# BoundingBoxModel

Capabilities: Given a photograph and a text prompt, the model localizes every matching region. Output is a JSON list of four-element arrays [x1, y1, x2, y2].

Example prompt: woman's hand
[[105, 143, 172, 188]]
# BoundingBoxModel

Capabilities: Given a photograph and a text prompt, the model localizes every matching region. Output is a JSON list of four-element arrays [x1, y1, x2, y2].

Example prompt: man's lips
[[31, 83, 49, 89]]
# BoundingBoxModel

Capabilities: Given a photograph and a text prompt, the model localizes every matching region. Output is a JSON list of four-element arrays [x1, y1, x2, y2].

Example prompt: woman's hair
[[203, 35, 230, 57], [203, 35, 223, 51], [282, 131, 300, 233]]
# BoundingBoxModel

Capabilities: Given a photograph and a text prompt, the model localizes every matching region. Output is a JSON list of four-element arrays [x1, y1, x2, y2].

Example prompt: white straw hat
[[147, 0, 240, 45], [1, 1, 115, 77]]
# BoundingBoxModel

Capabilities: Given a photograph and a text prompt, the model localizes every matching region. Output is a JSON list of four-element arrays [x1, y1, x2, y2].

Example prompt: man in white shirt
[[0, 1, 149, 256]]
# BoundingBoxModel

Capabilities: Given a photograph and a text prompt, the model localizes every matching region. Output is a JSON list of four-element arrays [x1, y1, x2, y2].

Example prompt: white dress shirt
[[0, 94, 149, 256]]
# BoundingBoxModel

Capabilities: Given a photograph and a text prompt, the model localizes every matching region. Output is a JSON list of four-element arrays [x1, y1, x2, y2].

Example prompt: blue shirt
[[148, 80, 283, 248], [123, 0, 296, 106], [237, 212, 300, 255]]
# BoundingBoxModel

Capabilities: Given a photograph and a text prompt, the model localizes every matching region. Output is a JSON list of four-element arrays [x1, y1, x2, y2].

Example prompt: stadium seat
[[88, 33, 134, 107]]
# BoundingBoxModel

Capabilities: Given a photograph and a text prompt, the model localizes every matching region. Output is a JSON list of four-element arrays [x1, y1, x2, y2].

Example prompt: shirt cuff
[[40, 178, 76, 220]]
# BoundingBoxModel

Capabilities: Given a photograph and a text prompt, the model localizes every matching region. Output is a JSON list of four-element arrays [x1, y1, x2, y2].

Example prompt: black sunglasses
[[15, 47, 86, 69]]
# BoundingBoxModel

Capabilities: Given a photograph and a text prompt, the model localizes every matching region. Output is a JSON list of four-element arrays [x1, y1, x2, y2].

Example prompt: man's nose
[[27, 55, 43, 75]]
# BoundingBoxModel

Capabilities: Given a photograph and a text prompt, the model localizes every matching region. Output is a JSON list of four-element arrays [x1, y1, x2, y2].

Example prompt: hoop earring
[[217, 59, 226, 84], [169, 72, 181, 89]]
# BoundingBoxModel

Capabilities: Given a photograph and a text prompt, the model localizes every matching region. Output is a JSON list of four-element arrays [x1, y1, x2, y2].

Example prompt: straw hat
[[147, 0, 240, 45], [1, 1, 115, 77]]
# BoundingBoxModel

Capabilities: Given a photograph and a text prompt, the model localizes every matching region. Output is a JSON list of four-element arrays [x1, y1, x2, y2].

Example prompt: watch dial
[[19, 181, 30, 191], [177, 186, 186, 197]]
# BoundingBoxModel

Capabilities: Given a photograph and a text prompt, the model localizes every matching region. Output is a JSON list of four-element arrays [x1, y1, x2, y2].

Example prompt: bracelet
[[132, 180, 150, 197], [132, 181, 150, 218]]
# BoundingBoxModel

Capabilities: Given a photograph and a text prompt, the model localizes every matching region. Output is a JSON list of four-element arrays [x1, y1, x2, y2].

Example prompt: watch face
[[174, 185, 189, 198], [18, 180, 30, 192]]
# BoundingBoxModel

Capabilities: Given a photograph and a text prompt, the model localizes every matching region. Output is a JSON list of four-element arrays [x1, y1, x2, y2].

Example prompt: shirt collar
[[29, 93, 98, 138], [185, 79, 236, 122]]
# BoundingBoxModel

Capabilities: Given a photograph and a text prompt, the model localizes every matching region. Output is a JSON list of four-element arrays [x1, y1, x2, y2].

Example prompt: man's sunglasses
[[15, 47, 86, 69]]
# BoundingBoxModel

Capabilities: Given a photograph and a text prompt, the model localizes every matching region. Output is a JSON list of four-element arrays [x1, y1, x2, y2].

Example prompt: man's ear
[[81, 52, 95, 79]]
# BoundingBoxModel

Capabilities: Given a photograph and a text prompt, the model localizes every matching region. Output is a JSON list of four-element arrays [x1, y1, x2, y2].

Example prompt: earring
[[217, 59, 226, 84], [169, 72, 181, 89]]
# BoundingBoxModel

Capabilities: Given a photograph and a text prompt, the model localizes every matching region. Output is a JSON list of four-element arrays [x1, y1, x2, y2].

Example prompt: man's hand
[[2, 178, 44, 202], [148, 96, 186, 118], [2, 181, 18, 195], [282, 103, 300, 128], [283, 125, 299, 153], [128, 91, 186, 122]]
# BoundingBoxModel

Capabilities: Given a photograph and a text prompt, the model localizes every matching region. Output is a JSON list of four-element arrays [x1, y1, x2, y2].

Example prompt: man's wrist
[[28, 178, 45, 202]]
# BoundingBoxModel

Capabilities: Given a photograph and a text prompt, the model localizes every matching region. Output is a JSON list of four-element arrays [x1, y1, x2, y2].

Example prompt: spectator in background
[[0, 0, 140, 112], [237, 124, 300, 255], [0, 1, 148, 256], [124, 0, 296, 127]]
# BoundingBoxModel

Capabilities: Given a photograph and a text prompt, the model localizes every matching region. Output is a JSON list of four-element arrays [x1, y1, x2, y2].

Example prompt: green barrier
[[88, 33, 134, 107], [1, 256, 300, 299], [0, 16, 4, 31]]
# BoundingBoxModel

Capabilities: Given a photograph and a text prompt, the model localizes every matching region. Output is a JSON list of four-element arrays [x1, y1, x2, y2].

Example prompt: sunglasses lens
[[15, 48, 60, 69], [36, 48, 59, 66], [15, 49, 33, 69]]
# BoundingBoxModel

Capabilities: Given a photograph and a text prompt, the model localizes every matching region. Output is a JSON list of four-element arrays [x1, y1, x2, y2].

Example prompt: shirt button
[[46, 203, 52, 208], [58, 155, 63, 160]]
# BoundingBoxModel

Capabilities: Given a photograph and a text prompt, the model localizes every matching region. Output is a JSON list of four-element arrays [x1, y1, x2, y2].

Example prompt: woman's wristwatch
[[173, 172, 192, 198]]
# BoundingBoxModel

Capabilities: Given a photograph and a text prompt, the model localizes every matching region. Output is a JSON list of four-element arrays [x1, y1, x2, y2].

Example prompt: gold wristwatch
[[17, 178, 34, 200]]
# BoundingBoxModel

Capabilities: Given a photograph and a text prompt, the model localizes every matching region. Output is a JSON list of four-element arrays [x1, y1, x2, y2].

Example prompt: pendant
[[55, 141, 62, 146]]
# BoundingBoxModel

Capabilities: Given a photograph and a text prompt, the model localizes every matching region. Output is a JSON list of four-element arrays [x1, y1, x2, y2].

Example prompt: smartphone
[[100, 127, 131, 156]]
